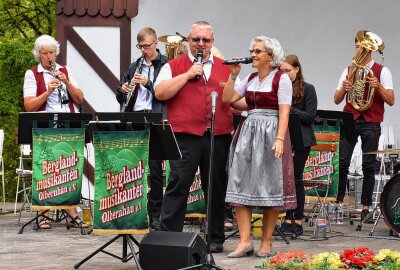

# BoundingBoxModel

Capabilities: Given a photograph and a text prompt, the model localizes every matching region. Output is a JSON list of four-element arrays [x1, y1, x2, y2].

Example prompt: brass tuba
[[158, 34, 186, 60], [347, 30, 385, 112]]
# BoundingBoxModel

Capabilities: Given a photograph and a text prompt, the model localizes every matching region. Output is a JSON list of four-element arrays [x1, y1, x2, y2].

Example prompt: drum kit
[[356, 148, 400, 236]]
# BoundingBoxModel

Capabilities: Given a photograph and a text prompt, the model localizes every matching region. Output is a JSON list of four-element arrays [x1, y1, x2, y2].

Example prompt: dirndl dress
[[225, 109, 297, 210]]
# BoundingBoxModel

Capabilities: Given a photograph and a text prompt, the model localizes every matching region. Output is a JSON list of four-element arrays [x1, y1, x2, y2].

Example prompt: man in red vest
[[23, 35, 85, 229], [333, 31, 395, 222], [155, 21, 233, 253]]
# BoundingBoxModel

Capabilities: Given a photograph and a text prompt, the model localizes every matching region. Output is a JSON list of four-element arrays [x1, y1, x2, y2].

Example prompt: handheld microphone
[[222, 57, 253, 65], [211, 91, 218, 114], [195, 49, 203, 81]]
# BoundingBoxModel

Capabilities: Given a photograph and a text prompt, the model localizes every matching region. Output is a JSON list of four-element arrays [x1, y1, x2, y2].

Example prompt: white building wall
[[66, 0, 400, 142]]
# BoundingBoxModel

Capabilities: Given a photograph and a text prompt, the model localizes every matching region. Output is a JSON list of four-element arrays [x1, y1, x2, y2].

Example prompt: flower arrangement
[[258, 251, 312, 270], [365, 249, 400, 270], [258, 247, 400, 270], [312, 252, 343, 269], [340, 247, 374, 269]]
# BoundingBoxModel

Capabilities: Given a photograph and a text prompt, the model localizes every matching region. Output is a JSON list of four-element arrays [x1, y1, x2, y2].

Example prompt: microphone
[[222, 57, 253, 65], [195, 49, 203, 81], [211, 91, 218, 114]]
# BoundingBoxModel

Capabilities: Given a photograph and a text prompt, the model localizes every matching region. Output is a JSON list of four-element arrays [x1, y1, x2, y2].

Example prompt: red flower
[[340, 247, 374, 268]]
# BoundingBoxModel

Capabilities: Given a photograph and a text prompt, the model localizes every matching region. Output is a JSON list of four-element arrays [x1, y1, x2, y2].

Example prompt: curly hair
[[250, 36, 285, 67], [32, 35, 60, 63], [284, 54, 304, 104]]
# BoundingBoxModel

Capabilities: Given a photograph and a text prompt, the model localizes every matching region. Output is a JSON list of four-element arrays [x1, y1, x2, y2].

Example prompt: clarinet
[[49, 61, 69, 104], [120, 55, 145, 112]]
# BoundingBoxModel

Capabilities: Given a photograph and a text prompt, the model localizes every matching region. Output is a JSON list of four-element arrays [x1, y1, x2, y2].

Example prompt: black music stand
[[314, 110, 355, 141], [74, 113, 181, 270], [17, 112, 92, 235]]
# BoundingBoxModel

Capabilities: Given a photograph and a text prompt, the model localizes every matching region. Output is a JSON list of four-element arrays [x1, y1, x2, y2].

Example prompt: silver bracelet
[[276, 136, 285, 142]]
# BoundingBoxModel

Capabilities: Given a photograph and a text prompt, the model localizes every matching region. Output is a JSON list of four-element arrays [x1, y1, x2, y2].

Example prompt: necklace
[[258, 72, 269, 81], [257, 70, 271, 89]]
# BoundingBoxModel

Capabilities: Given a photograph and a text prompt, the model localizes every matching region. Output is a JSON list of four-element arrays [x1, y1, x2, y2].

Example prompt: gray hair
[[32, 35, 60, 62], [250, 35, 285, 67], [189, 21, 213, 36]]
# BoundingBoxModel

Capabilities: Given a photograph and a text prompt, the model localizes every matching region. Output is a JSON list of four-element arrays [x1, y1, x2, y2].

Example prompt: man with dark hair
[[333, 30, 395, 222], [155, 21, 234, 253], [116, 27, 168, 230]]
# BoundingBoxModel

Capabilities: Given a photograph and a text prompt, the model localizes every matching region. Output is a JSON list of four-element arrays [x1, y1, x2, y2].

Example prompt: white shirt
[[234, 69, 292, 105], [336, 60, 393, 90], [154, 52, 215, 89], [23, 63, 80, 112], [134, 60, 154, 111]]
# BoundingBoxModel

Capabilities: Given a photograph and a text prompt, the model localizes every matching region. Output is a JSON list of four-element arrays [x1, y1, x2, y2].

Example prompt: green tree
[[0, 0, 55, 202]]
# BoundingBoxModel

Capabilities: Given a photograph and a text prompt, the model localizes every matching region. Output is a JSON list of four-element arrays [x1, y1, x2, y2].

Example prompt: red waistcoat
[[245, 71, 283, 110], [167, 55, 233, 136], [31, 65, 75, 112], [343, 63, 384, 122]]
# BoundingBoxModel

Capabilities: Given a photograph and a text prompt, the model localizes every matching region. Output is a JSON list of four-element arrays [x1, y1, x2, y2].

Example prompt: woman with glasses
[[222, 36, 296, 258], [279, 55, 317, 237]]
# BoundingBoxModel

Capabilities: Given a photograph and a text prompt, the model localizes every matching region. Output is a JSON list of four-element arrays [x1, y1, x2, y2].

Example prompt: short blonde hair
[[189, 21, 213, 37], [137, 27, 157, 42], [32, 35, 60, 62]]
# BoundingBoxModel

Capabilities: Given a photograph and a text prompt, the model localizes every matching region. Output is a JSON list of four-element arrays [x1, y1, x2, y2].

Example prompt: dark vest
[[343, 63, 384, 122], [31, 65, 75, 112], [167, 55, 233, 136], [245, 70, 283, 110]]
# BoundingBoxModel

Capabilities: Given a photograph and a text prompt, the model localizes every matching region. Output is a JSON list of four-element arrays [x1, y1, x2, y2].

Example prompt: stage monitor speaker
[[139, 231, 207, 270]]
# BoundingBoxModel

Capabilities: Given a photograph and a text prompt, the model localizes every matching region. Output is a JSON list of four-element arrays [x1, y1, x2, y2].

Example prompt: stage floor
[[1, 202, 399, 270]]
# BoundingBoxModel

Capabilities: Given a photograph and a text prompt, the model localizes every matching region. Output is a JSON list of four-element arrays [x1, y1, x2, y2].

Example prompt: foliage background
[[0, 0, 55, 202]]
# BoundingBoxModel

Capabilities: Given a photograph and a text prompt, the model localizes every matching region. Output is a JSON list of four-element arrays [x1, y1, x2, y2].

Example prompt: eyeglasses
[[249, 49, 268, 55], [190, 37, 212, 43], [136, 42, 155, 50], [281, 68, 294, 73]]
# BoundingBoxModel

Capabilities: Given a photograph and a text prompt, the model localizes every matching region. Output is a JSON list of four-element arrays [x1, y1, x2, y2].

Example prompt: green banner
[[32, 128, 85, 210], [164, 162, 206, 215], [93, 130, 149, 234], [304, 121, 340, 198]]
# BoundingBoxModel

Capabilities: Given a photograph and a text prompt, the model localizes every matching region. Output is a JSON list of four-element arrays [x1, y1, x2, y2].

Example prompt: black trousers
[[147, 159, 163, 221], [285, 147, 311, 220], [159, 132, 231, 244], [337, 117, 381, 206]]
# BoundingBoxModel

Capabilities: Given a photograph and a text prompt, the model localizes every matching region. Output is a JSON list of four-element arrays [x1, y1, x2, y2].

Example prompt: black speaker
[[139, 231, 207, 270]]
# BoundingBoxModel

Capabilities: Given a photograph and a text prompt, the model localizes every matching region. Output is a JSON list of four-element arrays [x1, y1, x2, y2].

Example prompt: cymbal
[[365, 149, 400, 155]]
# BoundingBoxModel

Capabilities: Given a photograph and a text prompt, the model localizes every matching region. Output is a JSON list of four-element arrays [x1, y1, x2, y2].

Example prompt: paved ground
[[0, 202, 399, 270]]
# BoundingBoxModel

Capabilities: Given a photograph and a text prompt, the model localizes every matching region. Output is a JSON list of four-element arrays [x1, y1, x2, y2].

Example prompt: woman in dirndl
[[222, 36, 296, 258]]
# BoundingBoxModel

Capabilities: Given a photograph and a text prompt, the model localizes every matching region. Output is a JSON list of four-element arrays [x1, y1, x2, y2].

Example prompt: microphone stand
[[179, 98, 223, 270]]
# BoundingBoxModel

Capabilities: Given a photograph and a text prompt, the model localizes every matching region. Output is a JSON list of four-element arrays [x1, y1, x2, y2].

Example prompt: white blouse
[[234, 69, 292, 105]]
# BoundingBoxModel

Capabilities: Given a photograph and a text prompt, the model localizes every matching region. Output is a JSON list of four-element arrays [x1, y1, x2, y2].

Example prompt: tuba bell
[[347, 30, 385, 112], [158, 34, 186, 60]]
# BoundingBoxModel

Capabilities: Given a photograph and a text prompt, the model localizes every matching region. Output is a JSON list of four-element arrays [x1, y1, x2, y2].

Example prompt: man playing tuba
[[333, 30, 395, 223]]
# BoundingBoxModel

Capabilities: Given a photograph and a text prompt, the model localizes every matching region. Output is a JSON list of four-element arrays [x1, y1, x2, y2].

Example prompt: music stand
[[74, 113, 181, 270], [17, 112, 92, 235], [314, 110, 355, 141], [18, 112, 93, 145]]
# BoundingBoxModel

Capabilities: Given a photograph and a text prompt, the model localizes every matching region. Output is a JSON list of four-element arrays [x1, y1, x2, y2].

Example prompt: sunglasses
[[190, 37, 212, 43], [136, 42, 155, 50], [249, 49, 268, 55]]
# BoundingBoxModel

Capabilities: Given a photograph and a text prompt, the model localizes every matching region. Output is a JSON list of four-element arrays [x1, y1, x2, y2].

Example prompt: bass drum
[[380, 174, 400, 234]]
